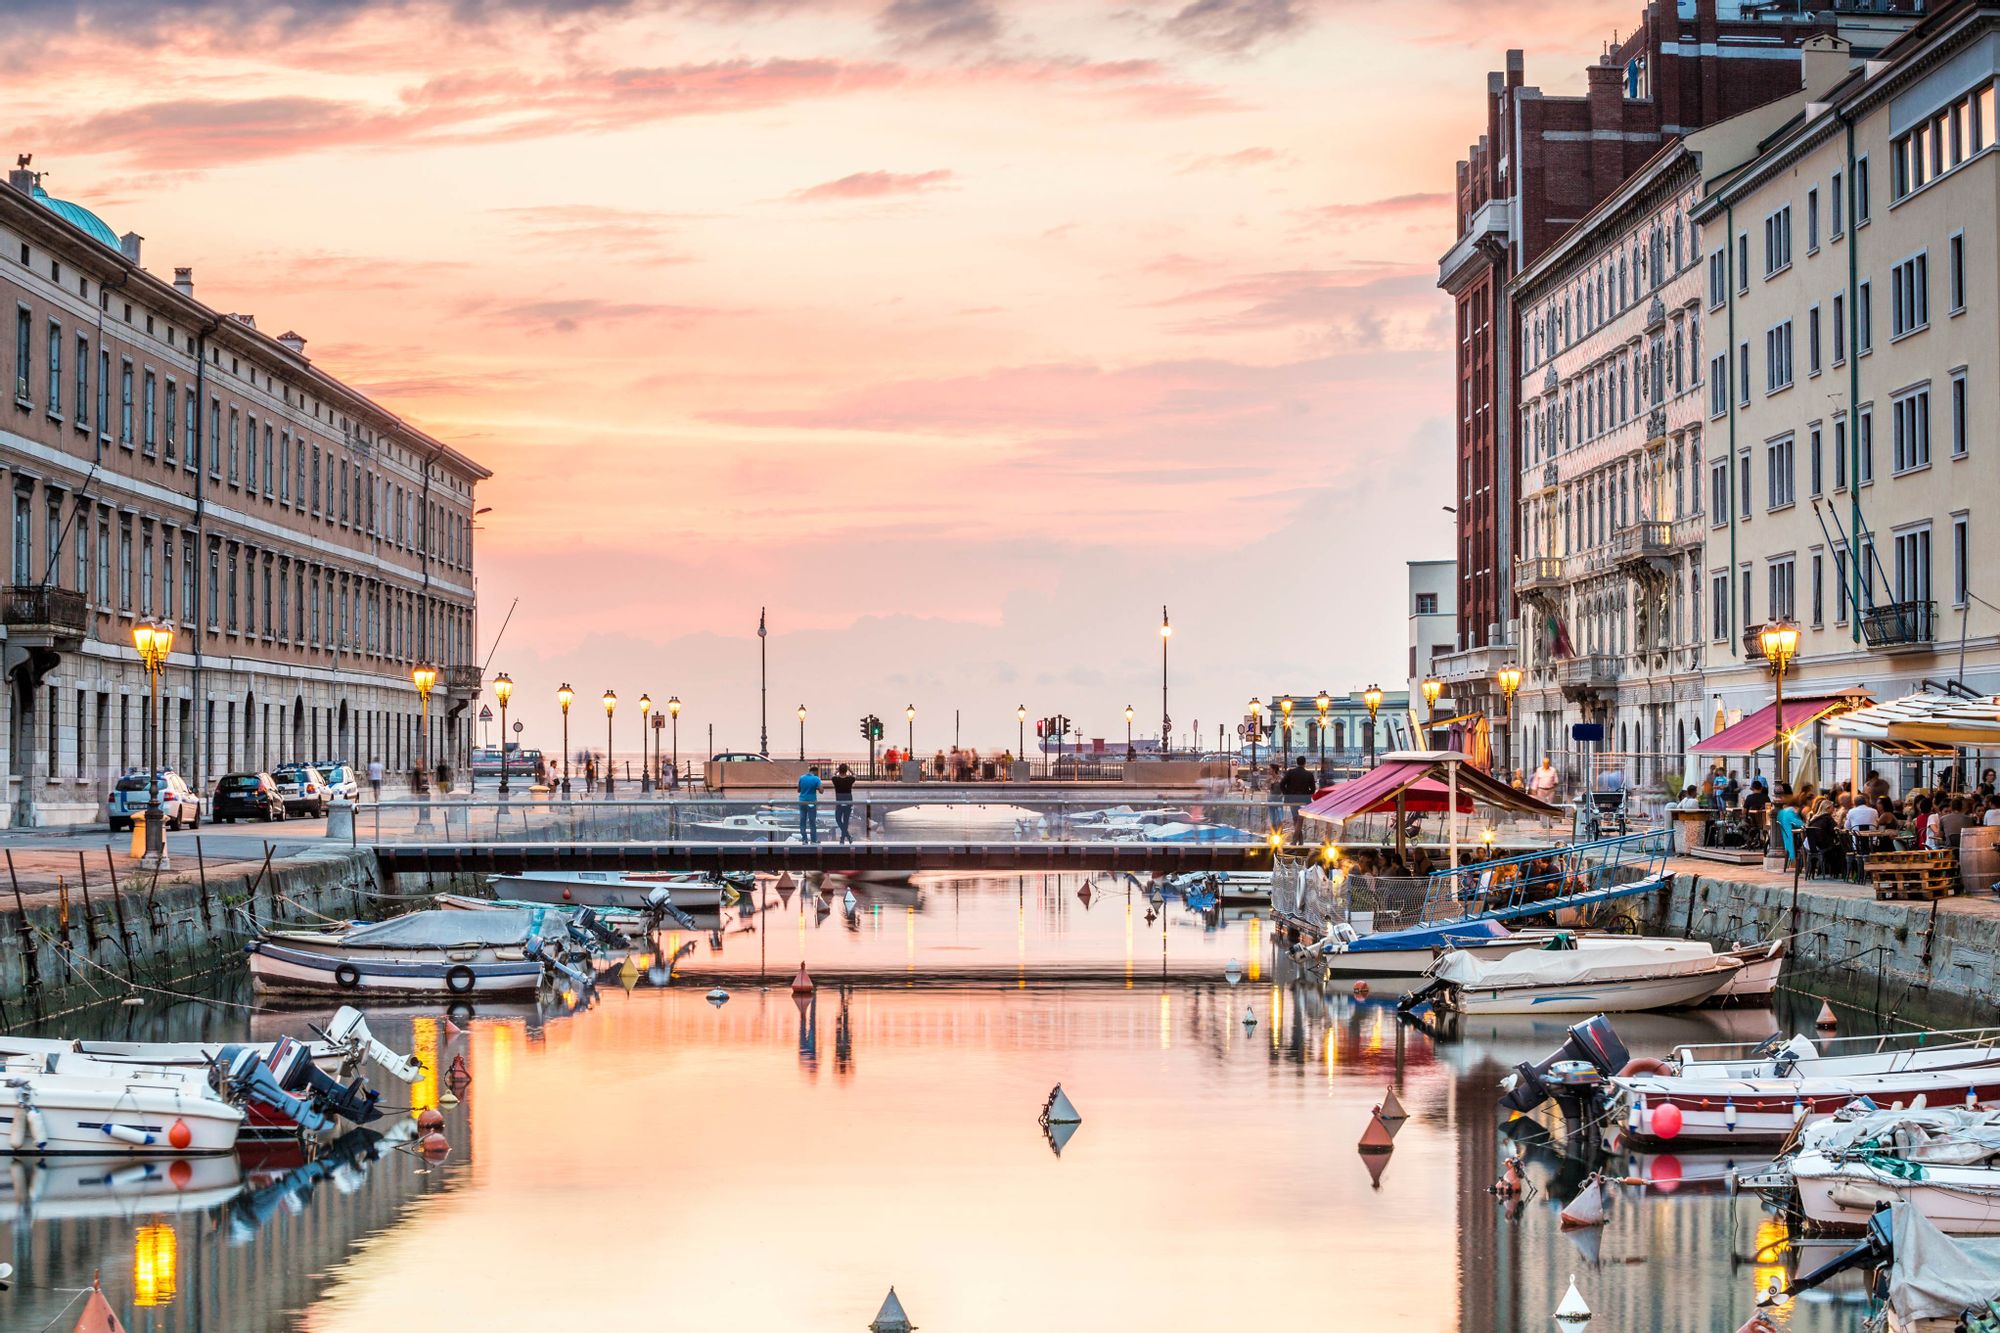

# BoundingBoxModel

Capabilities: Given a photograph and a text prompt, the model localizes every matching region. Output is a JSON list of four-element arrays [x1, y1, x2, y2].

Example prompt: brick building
[[1432, 0, 1923, 731], [0, 162, 488, 825]]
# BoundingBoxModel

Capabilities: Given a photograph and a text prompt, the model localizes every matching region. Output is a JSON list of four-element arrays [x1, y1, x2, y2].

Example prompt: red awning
[[1689, 695, 1859, 756], [1301, 757, 1560, 825]]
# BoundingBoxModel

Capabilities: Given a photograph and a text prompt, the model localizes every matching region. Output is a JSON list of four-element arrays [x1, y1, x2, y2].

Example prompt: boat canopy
[[340, 909, 549, 950], [1300, 756, 1559, 825], [1689, 693, 1865, 756], [1825, 690, 2000, 751], [1890, 1203, 2000, 1322], [1432, 938, 1724, 989]]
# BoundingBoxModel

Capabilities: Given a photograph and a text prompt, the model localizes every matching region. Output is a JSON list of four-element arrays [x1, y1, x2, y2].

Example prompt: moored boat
[[247, 909, 562, 998], [0, 1064, 244, 1155], [1786, 1107, 2000, 1234], [488, 870, 742, 910], [1409, 937, 1741, 1015]]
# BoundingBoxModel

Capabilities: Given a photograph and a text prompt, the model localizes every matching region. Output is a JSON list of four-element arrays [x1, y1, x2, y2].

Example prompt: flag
[[1540, 609, 1575, 661]]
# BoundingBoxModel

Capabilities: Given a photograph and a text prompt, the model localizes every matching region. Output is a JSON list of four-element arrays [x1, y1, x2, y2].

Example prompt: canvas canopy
[[339, 909, 549, 950], [1889, 1203, 2000, 1321], [1826, 690, 2000, 750], [1690, 695, 1861, 755], [1299, 755, 1559, 826], [1432, 938, 1726, 989]]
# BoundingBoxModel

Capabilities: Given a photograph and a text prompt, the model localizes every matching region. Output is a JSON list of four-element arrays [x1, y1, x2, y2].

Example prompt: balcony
[[443, 664, 482, 699], [1515, 556, 1565, 598], [1742, 623, 1768, 663], [1557, 653, 1619, 702], [1611, 521, 1675, 581], [2, 584, 88, 693], [1861, 600, 1937, 651]]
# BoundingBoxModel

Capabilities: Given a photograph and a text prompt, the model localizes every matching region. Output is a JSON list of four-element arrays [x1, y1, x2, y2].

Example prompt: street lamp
[[1124, 704, 1134, 754], [1421, 676, 1444, 742], [638, 693, 653, 792], [493, 672, 515, 798], [1314, 690, 1331, 772], [667, 696, 680, 789], [1248, 697, 1262, 773], [1496, 664, 1523, 784], [797, 704, 807, 762], [1759, 617, 1803, 881], [601, 689, 617, 795], [906, 704, 916, 760], [1362, 684, 1383, 769], [132, 622, 174, 867], [1280, 697, 1294, 766], [1016, 704, 1027, 767], [1159, 606, 1172, 759], [412, 663, 438, 800], [557, 683, 574, 797]]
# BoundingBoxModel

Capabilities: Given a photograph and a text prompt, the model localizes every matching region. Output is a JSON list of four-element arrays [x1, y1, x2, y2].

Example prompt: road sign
[[512, 721, 524, 734], [478, 705, 493, 721]]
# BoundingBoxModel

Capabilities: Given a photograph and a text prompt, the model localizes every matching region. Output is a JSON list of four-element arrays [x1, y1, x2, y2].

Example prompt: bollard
[[326, 798, 355, 842], [128, 812, 147, 860]]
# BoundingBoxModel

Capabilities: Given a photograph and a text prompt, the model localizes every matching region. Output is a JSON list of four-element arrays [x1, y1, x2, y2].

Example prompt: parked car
[[211, 773, 286, 823], [709, 752, 773, 764], [106, 770, 201, 831], [270, 764, 331, 817], [311, 762, 360, 803]]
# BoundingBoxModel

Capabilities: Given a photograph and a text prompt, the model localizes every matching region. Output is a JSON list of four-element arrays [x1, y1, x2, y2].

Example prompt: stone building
[[0, 162, 487, 825]]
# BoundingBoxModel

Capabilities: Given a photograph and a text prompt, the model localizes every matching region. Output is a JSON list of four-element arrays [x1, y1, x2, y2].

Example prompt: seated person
[[1844, 796, 1878, 832]]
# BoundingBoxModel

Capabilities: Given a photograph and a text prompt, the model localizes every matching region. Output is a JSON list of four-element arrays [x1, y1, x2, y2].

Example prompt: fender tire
[[445, 965, 477, 995], [334, 962, 363, 990]]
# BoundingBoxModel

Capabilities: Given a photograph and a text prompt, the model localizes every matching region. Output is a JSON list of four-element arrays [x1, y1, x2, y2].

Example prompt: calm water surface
[[5, 874, 1885, 1331]]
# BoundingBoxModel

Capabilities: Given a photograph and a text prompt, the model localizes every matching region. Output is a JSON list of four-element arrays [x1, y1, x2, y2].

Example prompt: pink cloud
[[1315, 191, 1451, 220], [791, 168, 955, 202]]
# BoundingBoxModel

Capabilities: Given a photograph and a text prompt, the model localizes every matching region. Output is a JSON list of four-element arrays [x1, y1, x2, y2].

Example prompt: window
[[311, 446, 321, 513], [1857, 281, 1873, 354], [73, 333, 86, 426], [184, 389, 197, 472], [162, 533, 173, 620], [1952, 370, 1968, 458], [1834, 415, 1849, 490], [1835, 546, 1850, 623], [43, 320, 58, 411], [1767, 434, 1796, 509], [13, 305, 28, 402], [1808, 305, 1821, 375], [140, 527, 153, 615], [1763, 206, 1792, 275], [1707, 250, 1726, 307], [1765, 321, 1794, 392], [1736, 234, 1749, 293], [1711, 571, 1730, 641], [1892, 386, 1931, 473], [1741, 565, 1754, 633], [1737, 448, 1752, 519], [1708, 353, 1728, 417], [1769, 555, 1796, 622], [1953, 514, 1970, 607], [117, 359, 133, 445], [1856, 156, 1870, 224], [1950, 231, 1966, 313], [1807, 188, 1819, 250], [1858, 405, 1875, 484], [10, 492, 28, 582], [117, 518, 131, 611], [1891, 253, 1929, 338], [141, 370, 156, 455], [279, 433, 290, 503], [1832, 169, 1845, 236], [1833, 292, 1847, 363], [1811, 551, 1825, 625], [263, 426, 274, 497], [1809, 423, 1823, 496], [1893, 526, 1932, 606], [1738, 340, 1750, 405], [97, 349, 108, 436], [180, 537, 193, 625], [95, 515, 109, 606], [246, 416, 257, 492], [226, 545, 237, 632], [164, 380, 177, 464], [208, 400, 220, 477], [1978, 84, 1996, 152], [227, 407, 239, 485], [206, 543, 218, 628]]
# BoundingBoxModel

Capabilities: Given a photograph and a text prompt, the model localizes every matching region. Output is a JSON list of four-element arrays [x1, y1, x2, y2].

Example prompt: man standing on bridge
[[798, 764, 824, 843], [831, 763, 858, 843]]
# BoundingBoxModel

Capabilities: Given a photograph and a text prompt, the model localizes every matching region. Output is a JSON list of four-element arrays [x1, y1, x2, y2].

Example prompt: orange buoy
[[168, 1160, 192, 1189], [1351, 980, 1370, 999], [71, 1274, 122, 1333], [1816, 1000, 1838, 1030], [167, 1117, 192, 1150], [562, 888, 572, 901], [419, 1131, 450, 1156], [1357, 1109, 1396, 1155], [417, 1108, 445, 1133], [791, 963, 815, 995]]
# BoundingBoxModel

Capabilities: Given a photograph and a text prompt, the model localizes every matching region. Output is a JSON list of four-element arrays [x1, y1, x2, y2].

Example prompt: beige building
[[1509, 40, 1861, 793], [0, 163, 487, 825], [1696, 4, 2000, 787]]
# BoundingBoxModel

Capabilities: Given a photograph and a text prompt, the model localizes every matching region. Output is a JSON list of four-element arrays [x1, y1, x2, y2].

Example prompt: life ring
[[444, 965, 477, 995], [334, 963, 363, 990], [1618, 1056, 1671, 1077]]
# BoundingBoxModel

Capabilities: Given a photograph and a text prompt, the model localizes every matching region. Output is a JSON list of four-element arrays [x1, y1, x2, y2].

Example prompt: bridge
[[371, 839, 1282, 881]]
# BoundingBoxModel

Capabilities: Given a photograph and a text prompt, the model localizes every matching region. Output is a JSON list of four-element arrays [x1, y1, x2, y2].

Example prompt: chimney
[[173, 266, 194, 298], [119, 231, 142, 264], [277, 330, 307, 356]]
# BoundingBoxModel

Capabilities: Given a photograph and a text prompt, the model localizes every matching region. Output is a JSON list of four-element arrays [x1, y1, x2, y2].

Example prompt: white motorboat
[[488, 870, 740, 910], [1418, 938, 1741, 1015], [1787, 1107, 2000, 1234], [0, 1063, 244, 1155], [1613, 1027, 2000, 1145], [1710, 938, 1786, 1004], [880, 803, 1040, 838], [0, 1006, 417, 1082], [247, 909, 561, 998], [685, 811, 817, 842]]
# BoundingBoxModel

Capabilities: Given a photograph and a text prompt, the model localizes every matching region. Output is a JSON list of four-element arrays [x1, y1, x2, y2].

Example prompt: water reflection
[[0, 875, 1900, 1330]]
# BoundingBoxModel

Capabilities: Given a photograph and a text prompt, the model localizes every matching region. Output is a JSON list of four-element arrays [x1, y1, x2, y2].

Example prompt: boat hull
[[490, 872, 731, 909], [247, 941, 544, 997], [1618, 1071, 2000, 1145], [1794, 1156, 2000, 1234], [0, 1086, 242, 1155], [1444, 966, 1735, 1015]]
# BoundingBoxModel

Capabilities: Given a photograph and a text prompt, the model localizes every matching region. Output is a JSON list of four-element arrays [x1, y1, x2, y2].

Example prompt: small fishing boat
[[487, 870, 742, 910], [246, 909, 563, 998], [0, 1063, 245, 1155], [1410, 937, 1741, 1016], [1709, 937, 1787, 1004], [1784, 1107, 2000, 1234]]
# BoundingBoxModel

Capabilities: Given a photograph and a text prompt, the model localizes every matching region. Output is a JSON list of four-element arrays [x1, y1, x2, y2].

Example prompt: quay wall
[[1650, 871, 2000, 1011], [0, 847, 400, 1019]]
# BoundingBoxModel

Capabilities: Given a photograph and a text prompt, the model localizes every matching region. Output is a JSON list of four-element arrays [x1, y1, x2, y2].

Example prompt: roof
[[1827, 691, 2000, 750], [1690, 694, 1863, 755], [30, 183, 119, 251], [1300, 757, 1560, 825]]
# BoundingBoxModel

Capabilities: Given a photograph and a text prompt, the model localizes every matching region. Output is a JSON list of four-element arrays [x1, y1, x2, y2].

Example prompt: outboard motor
[[571, 907, 624, 949], [220, 1046, 337, 1137], [644, 886, 698, 930], [1498, 1015, 1631, 1115]]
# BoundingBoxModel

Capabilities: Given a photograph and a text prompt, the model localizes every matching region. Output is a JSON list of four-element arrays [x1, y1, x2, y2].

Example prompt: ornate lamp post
[[1363, 684, 1383, 769], [1760, 619, 1802, 872], [1016, 704, 1026, 767], [638, 693, 653, 792], [411, 663, 438, 799], [667, 696, 681, 789], [1248, 697, 1262, 773], [1279, 697, 1294, 766], [1496, 664, 1523, 783], [1159, 606, 1172, 758], [1314, 690, 1331, 772], [557, 684, 574, 797], [905, 704, 916, 761], [797, 704, 807, 762], [493, 672, 515, 798], [1420, 676, 1444, 744], [132, 622, 174, 867], [1124, 704, 1134, 754], [601, 690, 617, 795]]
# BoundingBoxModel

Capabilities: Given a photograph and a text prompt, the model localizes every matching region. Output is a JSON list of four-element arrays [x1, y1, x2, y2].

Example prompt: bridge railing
[[1414, 829, 1672, 927]]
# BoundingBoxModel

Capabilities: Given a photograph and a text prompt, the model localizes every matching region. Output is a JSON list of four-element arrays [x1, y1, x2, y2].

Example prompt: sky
[[7, 0, 1619, 758]]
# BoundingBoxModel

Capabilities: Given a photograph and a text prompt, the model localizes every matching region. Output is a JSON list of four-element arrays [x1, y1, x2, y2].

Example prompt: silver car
[[270, 764, 330, 817]]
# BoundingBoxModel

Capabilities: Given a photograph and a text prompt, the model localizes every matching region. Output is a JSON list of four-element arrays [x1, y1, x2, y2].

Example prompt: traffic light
[[1036, 719, 1046, 738], [859, 716, 872, 740], [871, 716, 884, 741]]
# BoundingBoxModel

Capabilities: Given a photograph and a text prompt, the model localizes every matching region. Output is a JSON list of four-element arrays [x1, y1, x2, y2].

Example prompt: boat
[[1316, 918, 1558, 979], [1408, 937, 1741, 1015], [1710, 937, 1787, 1004], [0, 1006, 419, 1083], [0, 1154, 244, 1221], [1783, 1106, 2000, 1234], [1771, 1203, 2000, 1329], [0, 1062, 245, 1155], [488, 870, 743, 910], [880, 803, 1040, 838], [684, 811, 817, 842], [246, 909, 568, 998]]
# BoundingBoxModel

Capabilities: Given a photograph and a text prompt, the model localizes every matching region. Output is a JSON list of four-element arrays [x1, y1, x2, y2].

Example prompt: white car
[[270, 765, 330, 817], [311, 762, 361, 803], [106, 771, 201, 831]]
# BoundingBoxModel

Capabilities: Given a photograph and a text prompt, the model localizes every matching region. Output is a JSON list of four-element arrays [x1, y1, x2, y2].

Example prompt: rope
[[26, 922, 268, 1014], [31, 1288, 90, 1332]]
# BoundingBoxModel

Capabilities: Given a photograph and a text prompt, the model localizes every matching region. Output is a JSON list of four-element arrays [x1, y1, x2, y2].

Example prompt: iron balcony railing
[[443, 664, 482, 694], [1742, 622, 1769, 663], [2, 585, 88, 633], [1860, 600, 1936, 649]]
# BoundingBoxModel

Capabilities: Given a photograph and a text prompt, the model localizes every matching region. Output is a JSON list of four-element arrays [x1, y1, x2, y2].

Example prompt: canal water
[[6, 873, 1885, 1331]]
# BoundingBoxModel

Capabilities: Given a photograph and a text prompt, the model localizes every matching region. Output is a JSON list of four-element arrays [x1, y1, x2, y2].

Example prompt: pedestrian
[[366, 756, 384, 802], [1281, 755, 1316, 838], [1528, 756, 1559, 805], [584, 755, 597, 795], [831, 762, 857, 843], [797, 764, 823, 843]]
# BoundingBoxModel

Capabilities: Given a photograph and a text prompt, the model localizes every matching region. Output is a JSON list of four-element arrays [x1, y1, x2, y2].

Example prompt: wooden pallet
[[1867, 849, 1959, 901]]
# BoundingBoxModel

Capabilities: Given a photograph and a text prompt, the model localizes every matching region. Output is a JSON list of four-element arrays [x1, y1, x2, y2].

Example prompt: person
[[1528, 756, 1559, 805], [1983, 798, 2000, 828], [1510, 768, 1526, 791], [1742, 776, 1770, 817], [1805, 798, 1842, 877], [583, 755, 597, 795], [830, 763, 857, 843], [1722, 771, 1741, 808], [797, 764, 823, 843], [1865, 769, 1891, 802], [1281, 756, 1316, 836], [1912, 795, 1934, 850], [1266, 762, 1285, 825], [1845, 795, 1878, 832], [1982, 768, 1998, 800], [366, 757, 384, 802], [1940, 795, 1971, 846], [1774, 798, 1805, 863]]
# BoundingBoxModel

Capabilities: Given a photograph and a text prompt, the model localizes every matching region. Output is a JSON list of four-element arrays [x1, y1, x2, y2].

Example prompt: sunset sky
[[10, 0, 1619, 757]]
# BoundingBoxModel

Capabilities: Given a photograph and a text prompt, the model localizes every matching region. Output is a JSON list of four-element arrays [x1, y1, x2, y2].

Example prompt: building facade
[[1406, 559, 1457, 708], [1695, 1, 2000, 786], [1435, 0, 1925, 736], [0, 164, 488, 825]]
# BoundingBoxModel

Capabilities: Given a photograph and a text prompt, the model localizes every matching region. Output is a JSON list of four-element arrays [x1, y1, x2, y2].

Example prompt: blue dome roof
[[30, 184, 119, 251]]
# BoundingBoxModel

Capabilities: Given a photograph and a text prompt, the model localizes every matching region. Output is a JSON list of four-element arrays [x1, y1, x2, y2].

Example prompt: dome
[[30, 183, 120, 251]]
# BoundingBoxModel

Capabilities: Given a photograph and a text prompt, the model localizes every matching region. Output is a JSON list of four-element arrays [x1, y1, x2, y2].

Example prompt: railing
[[443, 664, 482, 694], [1742, 622, 1769, 662], [1611, 521, 1673, 566], [1516, 556, 1565, 593], [2, 584, 87, 632], [1556, 653, 1618, 689], [1860, 600, 1936, 649], [1415, 829, 1672, 928]]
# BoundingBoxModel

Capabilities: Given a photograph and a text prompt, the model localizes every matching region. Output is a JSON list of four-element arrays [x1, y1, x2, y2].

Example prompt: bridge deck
[[372, 840, 1279, 878]]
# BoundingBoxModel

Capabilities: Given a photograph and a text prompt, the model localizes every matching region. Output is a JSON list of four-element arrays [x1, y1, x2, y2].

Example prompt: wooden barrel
[[1959, 825, 2000, 896]]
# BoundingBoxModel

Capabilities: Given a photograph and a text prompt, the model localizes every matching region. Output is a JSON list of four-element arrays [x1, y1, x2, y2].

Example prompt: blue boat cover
[[1345, 918, 1512, 953]]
